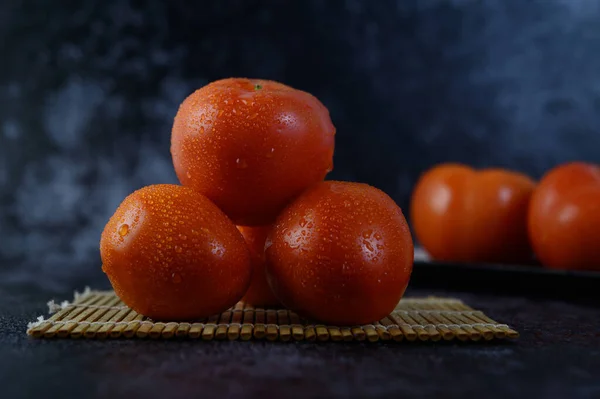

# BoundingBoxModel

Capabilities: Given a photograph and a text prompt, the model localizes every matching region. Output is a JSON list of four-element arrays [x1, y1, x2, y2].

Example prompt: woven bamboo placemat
[[26, 288, 518, 342]]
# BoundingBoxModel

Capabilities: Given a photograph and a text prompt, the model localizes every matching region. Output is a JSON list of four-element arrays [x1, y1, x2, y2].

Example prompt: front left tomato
[[100, 184, 251, 320]]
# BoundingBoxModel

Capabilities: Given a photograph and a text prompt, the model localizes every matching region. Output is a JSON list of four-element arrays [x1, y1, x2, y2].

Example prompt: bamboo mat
[[26, 288, 518, 342]]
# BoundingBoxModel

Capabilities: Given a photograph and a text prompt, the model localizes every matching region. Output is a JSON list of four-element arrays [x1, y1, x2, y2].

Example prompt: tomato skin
[[100, 184, 251, 321], [528, 162, 600, 270], [237, 225, 281, 307], [265, 181, 413, 326], [410, 164, 536, 264], [171, 78, 335, 226]]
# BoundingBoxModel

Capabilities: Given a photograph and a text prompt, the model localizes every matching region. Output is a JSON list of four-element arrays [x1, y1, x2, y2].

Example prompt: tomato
[[265, 181, 413, 325], [237, 225, 281, 307], [528, 162, 600, 270], [171, 78, 336, 226], [100, 184, 251, 320], [410, 164, 536, 264]]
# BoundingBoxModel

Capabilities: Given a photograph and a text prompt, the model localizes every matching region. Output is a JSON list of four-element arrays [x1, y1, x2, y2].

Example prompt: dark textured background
[[2, 0, 600, 288]]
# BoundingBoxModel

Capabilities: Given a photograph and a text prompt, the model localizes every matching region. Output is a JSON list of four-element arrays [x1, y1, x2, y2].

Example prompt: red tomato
[[265, 181, 413, 325], [171, 78, 336, 226], [411, 164, 536, 264], [237, 225, 281, 307], [528, 162, 600, 270], [100, 184, 251, 320]]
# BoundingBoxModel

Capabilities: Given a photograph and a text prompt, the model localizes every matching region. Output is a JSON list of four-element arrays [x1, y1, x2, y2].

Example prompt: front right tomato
[[528, 162, 600, 271], [265, 181, 413, 326]]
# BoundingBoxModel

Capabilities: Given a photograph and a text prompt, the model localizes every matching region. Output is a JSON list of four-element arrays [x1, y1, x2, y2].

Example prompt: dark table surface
[[1, 268, 600, 399]]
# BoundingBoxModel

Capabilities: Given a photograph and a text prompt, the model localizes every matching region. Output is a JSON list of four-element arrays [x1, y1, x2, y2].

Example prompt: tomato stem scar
[[254, 84, 262, 90]]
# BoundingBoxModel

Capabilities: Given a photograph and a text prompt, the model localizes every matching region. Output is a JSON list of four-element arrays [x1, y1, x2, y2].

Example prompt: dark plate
[[410, 251, 600, 302]]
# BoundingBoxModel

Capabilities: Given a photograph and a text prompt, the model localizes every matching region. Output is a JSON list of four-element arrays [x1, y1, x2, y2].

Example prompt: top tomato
[[265, 181, 414, 325], [411, 164, 536, 264], [528, 162, 600, 270], [171, 78, 336, 226]]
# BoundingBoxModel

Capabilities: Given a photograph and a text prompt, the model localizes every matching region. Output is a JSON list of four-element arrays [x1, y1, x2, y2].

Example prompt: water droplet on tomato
[[118, 224, 129, 237], [266, 148, 275, 158], [172, 273, 182, 284], [186, 171, 192, 179], [175, 246, 183, 253], [236, 158, 248, 169]]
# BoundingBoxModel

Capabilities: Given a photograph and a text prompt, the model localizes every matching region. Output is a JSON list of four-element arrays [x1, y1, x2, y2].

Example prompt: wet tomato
[[171, 78, 336, 226], [100, 184, 251, 320], [528, 162, 600, 270], [265, 181, 413, 325], [237, 225, 281, 307], [411, 164, 536, 264]]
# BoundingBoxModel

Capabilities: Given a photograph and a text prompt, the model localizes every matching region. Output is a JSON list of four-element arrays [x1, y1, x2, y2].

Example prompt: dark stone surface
[[1, 275, 599, 399]]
